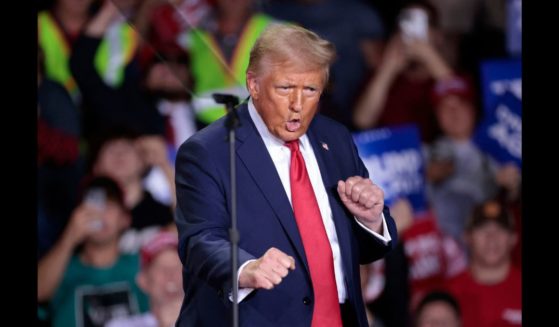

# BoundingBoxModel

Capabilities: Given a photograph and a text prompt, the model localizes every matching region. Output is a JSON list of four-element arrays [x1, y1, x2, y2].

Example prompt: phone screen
[[84, 188, 106, 231], [399, 8, 428, 43]]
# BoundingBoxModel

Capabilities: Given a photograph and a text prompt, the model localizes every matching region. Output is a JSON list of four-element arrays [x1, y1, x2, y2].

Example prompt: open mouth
[[286, 119, 301, 132]]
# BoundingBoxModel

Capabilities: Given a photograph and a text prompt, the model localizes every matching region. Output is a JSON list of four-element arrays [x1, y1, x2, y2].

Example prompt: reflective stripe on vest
[[38, 11, 77, 97], [94, 18, 138, 87]]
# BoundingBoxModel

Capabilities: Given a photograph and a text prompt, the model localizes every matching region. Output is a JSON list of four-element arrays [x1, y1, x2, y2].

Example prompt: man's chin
[[279, 133, 303, 142], [277, 127, 307, 142]]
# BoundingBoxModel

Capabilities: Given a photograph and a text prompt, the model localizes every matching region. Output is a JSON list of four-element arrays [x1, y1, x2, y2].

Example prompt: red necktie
[[285, 140, 343, 327]]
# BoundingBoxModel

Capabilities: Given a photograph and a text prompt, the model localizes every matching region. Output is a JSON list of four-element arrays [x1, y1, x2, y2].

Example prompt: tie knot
[[284, 140, 300, 152]]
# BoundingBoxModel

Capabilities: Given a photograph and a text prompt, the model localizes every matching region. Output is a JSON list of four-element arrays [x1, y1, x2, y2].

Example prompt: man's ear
[[246, 71, 259, 100]]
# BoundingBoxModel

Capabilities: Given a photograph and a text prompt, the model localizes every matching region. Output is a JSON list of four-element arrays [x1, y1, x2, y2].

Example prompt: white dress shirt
[[233, 100, 392, 303]]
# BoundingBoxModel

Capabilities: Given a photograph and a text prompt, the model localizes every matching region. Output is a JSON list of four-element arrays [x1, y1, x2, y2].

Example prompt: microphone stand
[[212, 93, 241, 327]]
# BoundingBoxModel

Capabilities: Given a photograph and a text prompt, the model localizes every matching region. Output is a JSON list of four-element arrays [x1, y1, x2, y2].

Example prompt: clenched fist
[[239, 247, 296, 290], [337, 176, 384, 233]]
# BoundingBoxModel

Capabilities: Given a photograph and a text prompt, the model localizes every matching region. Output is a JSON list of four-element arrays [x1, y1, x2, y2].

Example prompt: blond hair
[[247, 23, 336, 83]]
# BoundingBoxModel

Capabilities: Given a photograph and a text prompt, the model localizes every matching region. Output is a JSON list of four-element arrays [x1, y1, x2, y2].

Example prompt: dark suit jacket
[[174, 103, 397, 326]]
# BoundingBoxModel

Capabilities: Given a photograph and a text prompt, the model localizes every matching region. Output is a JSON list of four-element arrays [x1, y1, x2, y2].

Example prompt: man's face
[[94, 139, 144, 185], [142, 249, 184, 304], [468, 222, 516, 268], [247, 62, 325, 142], [416, 301, 461, 327], [436, 95, 475, 140], [87, 200, 129, 245]]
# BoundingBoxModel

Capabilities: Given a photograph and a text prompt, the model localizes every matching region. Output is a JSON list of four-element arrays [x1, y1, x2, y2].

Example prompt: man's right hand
[[239, 247, 296, 290], [63, 204, 103, 247]]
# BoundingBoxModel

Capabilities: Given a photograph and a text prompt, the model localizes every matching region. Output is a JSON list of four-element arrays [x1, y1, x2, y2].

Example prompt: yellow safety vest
[[38, 11, 138, 101], [185, 13, 275, 124]]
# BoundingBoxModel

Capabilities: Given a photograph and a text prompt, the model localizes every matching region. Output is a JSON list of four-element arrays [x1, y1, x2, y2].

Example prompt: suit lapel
[[235, 105, 310, 275]]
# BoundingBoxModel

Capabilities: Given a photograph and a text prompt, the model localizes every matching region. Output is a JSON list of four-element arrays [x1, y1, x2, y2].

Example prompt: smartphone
[[84, 188, 106, 231], [399, 8, 429, 43]]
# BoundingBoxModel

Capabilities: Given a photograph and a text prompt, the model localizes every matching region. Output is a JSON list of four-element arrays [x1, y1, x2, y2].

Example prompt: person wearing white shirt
[[174, 24, 397, 327]]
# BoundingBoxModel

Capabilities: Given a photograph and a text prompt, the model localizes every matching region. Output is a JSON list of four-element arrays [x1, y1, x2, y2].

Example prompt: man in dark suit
[[175, 24, 398, 326]]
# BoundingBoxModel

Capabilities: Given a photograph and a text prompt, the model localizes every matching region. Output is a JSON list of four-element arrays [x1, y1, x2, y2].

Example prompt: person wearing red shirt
[[446, 200, 521, 327]]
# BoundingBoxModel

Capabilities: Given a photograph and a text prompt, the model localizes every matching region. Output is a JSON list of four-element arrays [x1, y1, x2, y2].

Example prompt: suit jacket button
[[303, 297, 312, 305]]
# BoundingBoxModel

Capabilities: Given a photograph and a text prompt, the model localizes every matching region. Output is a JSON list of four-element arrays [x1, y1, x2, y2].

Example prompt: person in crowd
[[106, 231, 184, 327], [89, 128, 175, 253], [38, 46, 83, 259], [425, 75, 520, 248], [445, 199, 521, 327], [178, 0, 277, 125], [38, 176, 149, 327], [353, 1, 453, 143], [69, 0, 166, 140], [414, 290, 462, 327]]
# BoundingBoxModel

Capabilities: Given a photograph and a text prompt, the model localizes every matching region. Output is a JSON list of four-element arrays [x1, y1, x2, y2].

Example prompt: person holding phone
[[37, 176, 149, 327], [353, 1, 455, 143]]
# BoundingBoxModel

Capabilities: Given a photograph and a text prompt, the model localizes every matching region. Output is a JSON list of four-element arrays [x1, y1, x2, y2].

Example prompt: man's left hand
[[337, 176, 384, 233]]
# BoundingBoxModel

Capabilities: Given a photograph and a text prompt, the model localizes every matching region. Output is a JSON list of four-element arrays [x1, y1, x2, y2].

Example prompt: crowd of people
[[37, 0, 521, 326]]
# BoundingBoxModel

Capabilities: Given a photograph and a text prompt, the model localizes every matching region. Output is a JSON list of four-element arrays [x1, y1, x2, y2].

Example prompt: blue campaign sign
[[474, 92, 522, 167], [480, 59, 521, 114], [507, 0, 522, 57], [353, 125, 427, 213]]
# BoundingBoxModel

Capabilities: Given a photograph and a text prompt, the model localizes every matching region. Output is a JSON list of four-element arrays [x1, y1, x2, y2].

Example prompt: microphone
[[212, 93, 240, 111], [213, 93, 240, 129]]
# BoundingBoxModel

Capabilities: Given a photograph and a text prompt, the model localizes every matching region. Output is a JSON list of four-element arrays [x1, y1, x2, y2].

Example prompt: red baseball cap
[[140, 231, 179, 269], [431, 75, 475, 108]]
